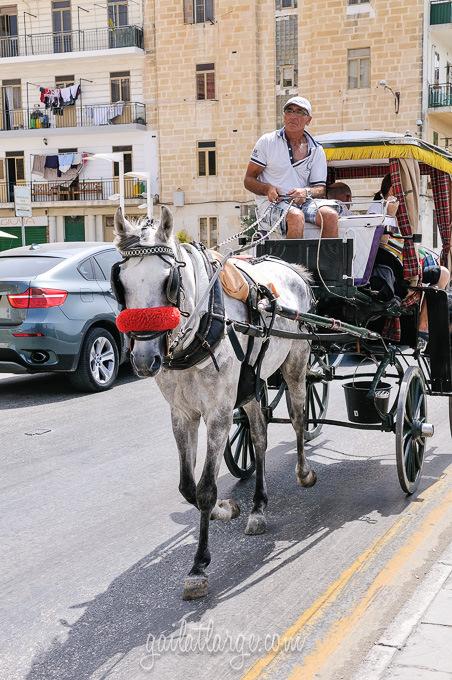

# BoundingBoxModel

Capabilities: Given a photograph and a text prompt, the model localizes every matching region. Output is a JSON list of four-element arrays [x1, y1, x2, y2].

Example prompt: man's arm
[[244, 161, 279, 203], [287, 184, 325, 204]]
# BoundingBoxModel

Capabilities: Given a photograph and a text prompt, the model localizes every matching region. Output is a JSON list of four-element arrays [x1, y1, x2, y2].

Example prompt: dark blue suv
[[0, 242, 126, 391]]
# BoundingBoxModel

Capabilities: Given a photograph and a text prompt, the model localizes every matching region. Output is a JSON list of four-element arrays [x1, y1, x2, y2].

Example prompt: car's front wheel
[[69, 327, 119, 392]]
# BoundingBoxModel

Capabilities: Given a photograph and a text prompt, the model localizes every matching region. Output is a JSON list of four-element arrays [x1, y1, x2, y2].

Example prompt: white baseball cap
[[283, 96, 312, 115]]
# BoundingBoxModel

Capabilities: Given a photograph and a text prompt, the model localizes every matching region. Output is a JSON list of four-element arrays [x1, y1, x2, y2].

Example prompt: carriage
[[224, 131, 452, 495]]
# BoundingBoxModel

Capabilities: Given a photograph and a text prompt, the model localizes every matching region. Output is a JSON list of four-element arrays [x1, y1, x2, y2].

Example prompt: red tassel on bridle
[[116, 307, 181, 334]]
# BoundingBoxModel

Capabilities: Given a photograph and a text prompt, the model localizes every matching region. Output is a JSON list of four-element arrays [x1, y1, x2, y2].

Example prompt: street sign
[[14, 186, 32, 218]]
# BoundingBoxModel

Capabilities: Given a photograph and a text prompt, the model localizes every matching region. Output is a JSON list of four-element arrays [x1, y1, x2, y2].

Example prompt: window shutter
[[0, 160, 4, 180], [183, 0, 194, 23]]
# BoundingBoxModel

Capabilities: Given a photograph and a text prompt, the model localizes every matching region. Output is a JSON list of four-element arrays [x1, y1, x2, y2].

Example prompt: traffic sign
[[14, 185, 32, 218]]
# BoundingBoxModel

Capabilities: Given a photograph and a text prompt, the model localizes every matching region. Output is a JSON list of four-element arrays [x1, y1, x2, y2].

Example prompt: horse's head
[[113, 206, 184, 378]]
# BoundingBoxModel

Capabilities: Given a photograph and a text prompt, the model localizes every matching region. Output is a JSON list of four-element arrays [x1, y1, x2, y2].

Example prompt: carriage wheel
[[304, 352, 330, 441], [396, 366, 431, 495], [223, 385, 268, 480]]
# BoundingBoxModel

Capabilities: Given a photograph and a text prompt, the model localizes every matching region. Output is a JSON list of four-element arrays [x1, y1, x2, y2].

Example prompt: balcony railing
[[0, 102, 146, 132], [0, 25, 143, 58], [430, 1, 452, 24], [429, 83, 452, 107], [0, 179, 146, 204]]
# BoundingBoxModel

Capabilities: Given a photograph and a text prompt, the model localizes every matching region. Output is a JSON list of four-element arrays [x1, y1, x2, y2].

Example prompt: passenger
[[327, 182, 353, 216], [244, 96, 339, 239], [369, 174, 450, 342]]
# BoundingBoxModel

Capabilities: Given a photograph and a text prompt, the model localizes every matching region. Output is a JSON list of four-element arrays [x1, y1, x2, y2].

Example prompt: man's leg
[[286, 207, 304, 239], [315, 206, 339, 238]]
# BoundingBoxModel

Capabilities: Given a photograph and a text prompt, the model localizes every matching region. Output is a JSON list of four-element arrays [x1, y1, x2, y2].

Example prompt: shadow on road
[[25, 439, 452, 680], [0, 364, 140, 410]]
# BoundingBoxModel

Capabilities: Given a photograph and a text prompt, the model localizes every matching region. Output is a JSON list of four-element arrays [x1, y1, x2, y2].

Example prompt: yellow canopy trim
[[324, 144, 452, 175]]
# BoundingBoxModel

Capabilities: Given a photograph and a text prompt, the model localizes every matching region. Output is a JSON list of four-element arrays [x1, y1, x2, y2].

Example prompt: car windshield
[[0, 257, 64, 277]]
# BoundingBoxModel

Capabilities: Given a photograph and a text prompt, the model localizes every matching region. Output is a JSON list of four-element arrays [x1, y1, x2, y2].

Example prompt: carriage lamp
[[378, 80, 400, 115], [116, 307, 181, 334]]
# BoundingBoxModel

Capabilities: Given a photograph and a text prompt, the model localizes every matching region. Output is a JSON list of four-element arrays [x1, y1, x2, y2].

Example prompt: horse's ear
[[113, 207, 130, 237], [156, 205, 174, 242]]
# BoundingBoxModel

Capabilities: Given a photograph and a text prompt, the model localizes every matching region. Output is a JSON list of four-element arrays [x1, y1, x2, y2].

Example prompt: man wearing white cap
[[244, 96, 339, 239]]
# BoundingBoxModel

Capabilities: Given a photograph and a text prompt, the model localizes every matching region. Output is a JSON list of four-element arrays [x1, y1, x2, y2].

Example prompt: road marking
[[241, 471, 451, 680]]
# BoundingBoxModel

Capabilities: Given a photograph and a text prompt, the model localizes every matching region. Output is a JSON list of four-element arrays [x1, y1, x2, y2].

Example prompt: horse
[[113, 206, 315, 600]]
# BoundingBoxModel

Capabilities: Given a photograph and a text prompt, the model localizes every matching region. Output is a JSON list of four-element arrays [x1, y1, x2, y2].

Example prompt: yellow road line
[[288, 485, 452, 680], [241, 472, 450, 680]]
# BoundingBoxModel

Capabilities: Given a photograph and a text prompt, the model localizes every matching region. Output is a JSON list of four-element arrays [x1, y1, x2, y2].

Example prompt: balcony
[[0, 102, 146, 133], [0, 178, 146, 204], [0, 25, 143, 59], [430, 1, 452, 24], [429, 83, 452, 107]]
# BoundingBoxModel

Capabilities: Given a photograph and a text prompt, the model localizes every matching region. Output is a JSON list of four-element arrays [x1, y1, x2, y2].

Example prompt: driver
[[244, 96, 339, 240]]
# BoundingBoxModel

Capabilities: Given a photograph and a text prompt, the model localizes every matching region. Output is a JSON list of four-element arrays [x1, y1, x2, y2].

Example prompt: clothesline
[[39, 84, 81, 116]]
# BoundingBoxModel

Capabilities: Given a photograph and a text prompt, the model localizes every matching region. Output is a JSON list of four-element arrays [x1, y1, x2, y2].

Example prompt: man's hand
[[266, 185, 280, 203], [287, 188, 308, 205]]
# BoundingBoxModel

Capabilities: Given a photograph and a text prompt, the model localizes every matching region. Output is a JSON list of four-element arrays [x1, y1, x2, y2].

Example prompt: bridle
[[111, 238, 187, 341]]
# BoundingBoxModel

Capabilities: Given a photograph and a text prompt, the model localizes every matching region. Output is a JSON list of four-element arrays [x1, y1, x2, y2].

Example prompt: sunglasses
[[284, 108, 309, 116]]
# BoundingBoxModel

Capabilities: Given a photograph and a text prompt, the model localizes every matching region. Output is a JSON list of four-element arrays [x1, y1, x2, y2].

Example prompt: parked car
[[0, 242, 126, 392]]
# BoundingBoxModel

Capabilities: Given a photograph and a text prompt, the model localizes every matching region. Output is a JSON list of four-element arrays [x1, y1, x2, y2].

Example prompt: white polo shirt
[[250, 128, 327, 210]]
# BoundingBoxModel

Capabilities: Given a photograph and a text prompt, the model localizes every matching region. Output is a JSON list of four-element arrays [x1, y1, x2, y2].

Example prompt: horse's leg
[[171, 409, 199, 507], [281, 345, 317, 488], [242, 399, 268, 535], [183, 408, 237, 600]]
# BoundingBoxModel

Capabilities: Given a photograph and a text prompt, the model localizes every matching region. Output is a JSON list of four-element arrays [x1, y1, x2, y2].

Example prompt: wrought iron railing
[[429, 83, 452, 107], [0, 25, 143, 58], [430, 1, 452, 24], [0, 102, 146, 132], [0, 178, 146, 203]]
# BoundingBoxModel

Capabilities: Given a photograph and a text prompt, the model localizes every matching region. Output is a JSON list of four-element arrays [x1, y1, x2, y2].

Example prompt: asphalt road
[[1, 364, 451, 680]]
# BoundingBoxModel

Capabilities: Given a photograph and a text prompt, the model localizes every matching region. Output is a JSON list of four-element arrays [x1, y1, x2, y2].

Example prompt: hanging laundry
[[58, 153, 75, 173], [32, 155, 46, 177]]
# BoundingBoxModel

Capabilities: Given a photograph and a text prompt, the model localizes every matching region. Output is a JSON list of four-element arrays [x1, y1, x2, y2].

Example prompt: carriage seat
[[303, 214, 386, 286]]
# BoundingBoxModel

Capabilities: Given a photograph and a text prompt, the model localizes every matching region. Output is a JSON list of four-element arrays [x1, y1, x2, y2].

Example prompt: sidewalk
[[354, 542, 452, 679]]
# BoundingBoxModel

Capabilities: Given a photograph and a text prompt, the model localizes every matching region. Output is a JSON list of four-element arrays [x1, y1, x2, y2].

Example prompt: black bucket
[[343, 380, 391, 424]]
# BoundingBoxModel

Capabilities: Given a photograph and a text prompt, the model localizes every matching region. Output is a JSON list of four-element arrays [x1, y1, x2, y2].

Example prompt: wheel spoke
[[309, 390, 317, 422], [312, 385, 324, 412], [230, 423, 243, 447], [242, 432, 248, 469], [101, 349, 115, 363], [414, 394, 424, 421], [233, 427, 246, 462]]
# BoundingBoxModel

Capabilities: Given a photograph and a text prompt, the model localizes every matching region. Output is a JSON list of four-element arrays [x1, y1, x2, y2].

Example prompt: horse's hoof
[[182, 575, 208, 600], [210, 499, 241, 521], [245, 513, 267, 535], [297, 468, 317, 488]]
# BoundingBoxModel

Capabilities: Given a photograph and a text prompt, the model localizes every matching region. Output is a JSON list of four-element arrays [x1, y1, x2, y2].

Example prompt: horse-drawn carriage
[[112, 130, 452, 599], [224, 131, 452, 495]]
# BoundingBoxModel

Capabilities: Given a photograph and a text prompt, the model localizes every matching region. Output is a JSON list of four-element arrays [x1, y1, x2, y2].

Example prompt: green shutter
[[64, 216, 85, 242], [0, 227, 22, 252], [25, 226, 47, 246]]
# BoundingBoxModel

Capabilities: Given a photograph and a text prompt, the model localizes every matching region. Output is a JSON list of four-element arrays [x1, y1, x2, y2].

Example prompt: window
[[107, 0, 128, 28], [197, 141, 216, 176], [184, 0, 214, 24], [278, 0, 297, 8], [94, 250, 122, 278], [112, 145, 132, 175], [55, 75, 74, 88], [110, 71, 130, 102], [434, 52, 440, 85], [347, 47, 370, 89], [280, 64, 295, 88], [199, 216, 218, 247], [433, 131, 439, 146], [196, 63, 215, 100], [348, 0, 369, 4], [52, 0, 72, 53]]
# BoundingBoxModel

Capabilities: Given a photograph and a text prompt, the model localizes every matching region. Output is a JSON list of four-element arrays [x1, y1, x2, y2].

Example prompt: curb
[[352, 542, 452, 680]]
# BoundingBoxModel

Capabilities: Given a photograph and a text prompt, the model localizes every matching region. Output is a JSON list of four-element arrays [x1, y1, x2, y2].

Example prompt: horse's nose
[[148, 355, 162, 376]]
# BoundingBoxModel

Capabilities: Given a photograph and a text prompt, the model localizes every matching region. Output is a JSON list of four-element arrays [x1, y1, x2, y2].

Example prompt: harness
[[111, 238, 227, 370]]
